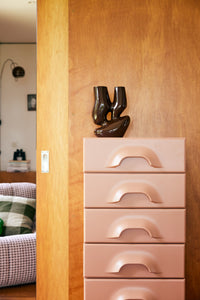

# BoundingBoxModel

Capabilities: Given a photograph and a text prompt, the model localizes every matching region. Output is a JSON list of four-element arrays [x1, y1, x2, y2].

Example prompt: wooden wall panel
[[69, 0, 200, 299], [0, 171, 36, 183], [0, 284, 35, 299], [37, 0, 69, 299]]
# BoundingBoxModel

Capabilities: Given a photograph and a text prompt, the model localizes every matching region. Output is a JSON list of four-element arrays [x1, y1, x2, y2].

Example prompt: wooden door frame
[[36, 1, 69, 299]]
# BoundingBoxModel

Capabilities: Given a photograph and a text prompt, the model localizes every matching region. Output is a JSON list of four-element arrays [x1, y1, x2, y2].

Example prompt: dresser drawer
[[84, 279, 185, 300], [84, 209, 185, 243], [84, 138, 185, 173], [84, 173, 185, 208], [84, 244, 184, 278]]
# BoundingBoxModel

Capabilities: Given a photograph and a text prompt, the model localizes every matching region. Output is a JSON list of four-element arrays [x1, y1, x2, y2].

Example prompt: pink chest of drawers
[[83, 138, 186, 300]]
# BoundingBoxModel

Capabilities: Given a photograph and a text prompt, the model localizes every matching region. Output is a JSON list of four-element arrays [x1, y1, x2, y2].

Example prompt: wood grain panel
[[69, 0, 200, 299], [0, 284, 35, 299], [0, 298, 35, 300], [37, 0, 69, 299], [0, 171, 36, 183]]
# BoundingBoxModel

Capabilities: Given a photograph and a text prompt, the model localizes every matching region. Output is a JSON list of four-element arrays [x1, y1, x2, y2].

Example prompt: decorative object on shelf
[[13, 149, 26, 161], [27, 94, 36, 111], [92, 86, 130, 137]]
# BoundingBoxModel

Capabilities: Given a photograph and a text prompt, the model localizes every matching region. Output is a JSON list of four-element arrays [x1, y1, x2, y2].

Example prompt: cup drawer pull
[[107, 251, 160, 274], [112, 287, 155, 300], [107, 217, 161, 239], [108, 182, 162, 204], [106, 146, 162, 168]]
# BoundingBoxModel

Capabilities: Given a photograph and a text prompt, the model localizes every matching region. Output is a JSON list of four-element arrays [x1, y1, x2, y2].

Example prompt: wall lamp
[[0, 58, 25, 80], [0, 58, 25, 159]]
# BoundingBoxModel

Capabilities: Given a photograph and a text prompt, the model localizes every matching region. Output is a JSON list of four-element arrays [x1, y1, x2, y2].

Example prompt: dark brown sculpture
[[93, 86, 130, 137]]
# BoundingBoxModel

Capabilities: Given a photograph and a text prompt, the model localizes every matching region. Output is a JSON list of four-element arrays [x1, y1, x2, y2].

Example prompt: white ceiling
[[0, 0, 36, 43]]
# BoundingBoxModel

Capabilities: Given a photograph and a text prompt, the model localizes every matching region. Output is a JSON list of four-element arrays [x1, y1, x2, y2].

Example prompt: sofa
[[0, 182, 36, 288]]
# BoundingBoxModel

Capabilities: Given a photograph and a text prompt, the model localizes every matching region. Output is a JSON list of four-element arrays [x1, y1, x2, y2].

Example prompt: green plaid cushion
[[0, 195, 36, 236], [0, 218, 3, 235]]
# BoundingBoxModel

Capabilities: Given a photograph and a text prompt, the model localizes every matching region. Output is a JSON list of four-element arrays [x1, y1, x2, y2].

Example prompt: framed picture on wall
[[27, 94, 37, 111]]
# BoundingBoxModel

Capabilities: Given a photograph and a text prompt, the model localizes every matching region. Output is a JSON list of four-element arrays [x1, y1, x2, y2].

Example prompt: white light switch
[[41, 151, 49, 173]]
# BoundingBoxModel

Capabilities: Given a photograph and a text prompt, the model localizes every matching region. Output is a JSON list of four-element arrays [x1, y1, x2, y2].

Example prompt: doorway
[[0, 1, 36, 299]]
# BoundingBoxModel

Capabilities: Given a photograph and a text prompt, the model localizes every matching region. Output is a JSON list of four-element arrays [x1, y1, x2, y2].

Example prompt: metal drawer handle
[[107, 217, 161, 239], [107, 251, 160, 274], [112, 287, 155, 300], [106, 146, 162, 168], [108, 181, 162, 204]]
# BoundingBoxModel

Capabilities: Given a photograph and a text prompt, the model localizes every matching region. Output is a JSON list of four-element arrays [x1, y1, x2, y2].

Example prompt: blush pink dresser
[[83, 138, 186, 300]]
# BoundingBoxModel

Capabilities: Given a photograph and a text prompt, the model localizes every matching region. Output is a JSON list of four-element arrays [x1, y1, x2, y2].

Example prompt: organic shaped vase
[[93, 86, 130, 137], [112, 86, 127, 119], [92, 86, 111, 125]]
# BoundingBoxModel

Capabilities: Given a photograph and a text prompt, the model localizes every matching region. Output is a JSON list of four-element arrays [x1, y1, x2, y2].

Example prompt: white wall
[[0, 44, 36, 171]]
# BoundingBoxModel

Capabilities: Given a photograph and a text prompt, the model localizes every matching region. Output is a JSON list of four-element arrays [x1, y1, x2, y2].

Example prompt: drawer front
[[84, 244, 185, 278], [84, 279, 185, 300], [84, 173, 185, 208], [84, 138, 185, 173], [84, 209, 185, 243]]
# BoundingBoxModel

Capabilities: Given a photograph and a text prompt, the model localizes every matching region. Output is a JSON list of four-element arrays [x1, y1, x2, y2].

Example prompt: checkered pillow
[[0, 195, 36, 236]]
